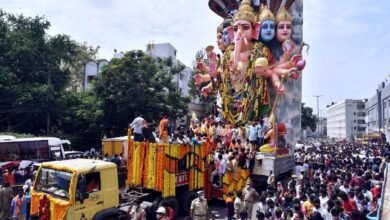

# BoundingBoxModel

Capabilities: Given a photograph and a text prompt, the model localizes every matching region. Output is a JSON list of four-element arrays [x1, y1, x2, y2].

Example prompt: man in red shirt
[[3, 169, 15, 186], [340, 192, 357, 216], [370, 182, 382, 202]]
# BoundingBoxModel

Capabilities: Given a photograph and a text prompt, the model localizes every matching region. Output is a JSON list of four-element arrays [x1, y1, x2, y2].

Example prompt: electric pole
[[313, 95, 323, 138]]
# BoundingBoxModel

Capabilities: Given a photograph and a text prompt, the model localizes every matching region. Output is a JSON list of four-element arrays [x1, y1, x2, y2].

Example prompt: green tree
[[301, 103, 317, 132], [93, 50, 190, 136], [0, 10, 95, 135]]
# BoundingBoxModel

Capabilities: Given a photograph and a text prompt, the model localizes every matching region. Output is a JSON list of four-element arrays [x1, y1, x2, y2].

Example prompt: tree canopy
[[0, 10, 85, 134], [94, 50, 190, 136], [301, 103, 317, 132], [0, 9, 189, 148]]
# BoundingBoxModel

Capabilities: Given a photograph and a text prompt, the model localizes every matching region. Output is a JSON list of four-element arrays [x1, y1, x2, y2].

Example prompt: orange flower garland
[[31, 164, 76, 219]]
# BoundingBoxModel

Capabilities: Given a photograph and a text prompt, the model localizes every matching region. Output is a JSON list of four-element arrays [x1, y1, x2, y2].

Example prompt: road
[[177, 199, 226, 220]]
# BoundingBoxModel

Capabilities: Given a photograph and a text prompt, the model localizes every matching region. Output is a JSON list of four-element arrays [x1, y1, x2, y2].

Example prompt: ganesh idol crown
[[194, 0, 307, 153]]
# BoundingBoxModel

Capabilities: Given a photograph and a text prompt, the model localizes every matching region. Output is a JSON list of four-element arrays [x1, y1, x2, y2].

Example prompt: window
[[20, 142, 36, 160], [85, 172, 101, 193], [36, 141, 49, 160], [87, 75, 96, 83], [35, 168, 72, 200], [358, 127, 366, 131]]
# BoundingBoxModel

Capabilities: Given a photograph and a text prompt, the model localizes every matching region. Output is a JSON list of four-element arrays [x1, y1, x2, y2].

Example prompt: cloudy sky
[[2, 0, 390, 114]]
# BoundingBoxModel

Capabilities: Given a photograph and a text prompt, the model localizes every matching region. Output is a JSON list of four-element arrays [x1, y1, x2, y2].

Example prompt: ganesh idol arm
[[194, 73, 212, 85], [200, 83, 213, 97]]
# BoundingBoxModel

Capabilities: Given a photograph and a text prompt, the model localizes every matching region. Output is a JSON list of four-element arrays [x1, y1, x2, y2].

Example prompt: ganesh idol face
[[233, 19, 253, 45], [276, 20, 292, 43], [260, 20, 275, 42]]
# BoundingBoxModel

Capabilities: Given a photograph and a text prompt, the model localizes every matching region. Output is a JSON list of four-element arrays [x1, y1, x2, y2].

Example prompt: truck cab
[[31, 159, 125, 220]]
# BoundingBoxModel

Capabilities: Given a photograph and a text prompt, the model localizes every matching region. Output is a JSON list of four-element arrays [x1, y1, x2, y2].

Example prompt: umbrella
[[0, 161, 19, 170], [19, 160, 34, 169]]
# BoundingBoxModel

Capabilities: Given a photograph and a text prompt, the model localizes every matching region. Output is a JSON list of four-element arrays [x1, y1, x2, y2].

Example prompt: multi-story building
[[326, 99, 366, 140], [366, 82, 390, 141], [145, 43, 191, 97], [83, 59, 109, 90], [145, 42, 203, 124]]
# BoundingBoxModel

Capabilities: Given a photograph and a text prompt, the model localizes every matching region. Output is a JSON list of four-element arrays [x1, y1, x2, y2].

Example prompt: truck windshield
[[34, 167, 72, 200]]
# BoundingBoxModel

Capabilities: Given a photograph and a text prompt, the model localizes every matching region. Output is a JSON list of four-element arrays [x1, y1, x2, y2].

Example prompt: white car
[[63, 151, 85, 159]]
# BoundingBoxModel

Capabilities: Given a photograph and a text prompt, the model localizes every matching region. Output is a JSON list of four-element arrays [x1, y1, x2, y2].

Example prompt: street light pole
[[313, 95, 323, 138]]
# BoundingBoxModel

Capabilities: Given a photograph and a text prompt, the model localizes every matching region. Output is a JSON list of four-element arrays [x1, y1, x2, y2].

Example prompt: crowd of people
[[0, 165, 36, 219], [129, 113, 270, 150], [219, 142, 389, 220]]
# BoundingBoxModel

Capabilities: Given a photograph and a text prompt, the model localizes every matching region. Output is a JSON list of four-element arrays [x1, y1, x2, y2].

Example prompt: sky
[[2, 0, 390, 115]]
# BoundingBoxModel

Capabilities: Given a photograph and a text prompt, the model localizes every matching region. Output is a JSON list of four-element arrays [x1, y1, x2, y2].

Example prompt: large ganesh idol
[[222, 0, 271, 124]]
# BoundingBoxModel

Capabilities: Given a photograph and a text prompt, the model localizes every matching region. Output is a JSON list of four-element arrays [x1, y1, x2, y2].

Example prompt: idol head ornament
[[276, 6, 292, 43], [227, 0, 260, 71]]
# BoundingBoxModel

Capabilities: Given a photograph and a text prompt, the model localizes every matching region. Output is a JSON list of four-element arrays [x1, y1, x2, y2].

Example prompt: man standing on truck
[[257, 119, 268, 147], [159, 115, 169, 143], [267, 170, 275, 188], [130, 112, 145, 141], [190, 191, 208, 220]]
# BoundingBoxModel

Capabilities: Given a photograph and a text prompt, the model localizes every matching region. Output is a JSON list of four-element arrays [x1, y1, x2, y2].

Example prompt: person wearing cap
[[190, 191, 208, 220], [156, 206, 169, 220], [243, 179, 258, 220]]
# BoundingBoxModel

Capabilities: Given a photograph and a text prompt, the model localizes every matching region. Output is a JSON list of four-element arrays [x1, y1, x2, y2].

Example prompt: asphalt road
[[177, 199, 227, 220]]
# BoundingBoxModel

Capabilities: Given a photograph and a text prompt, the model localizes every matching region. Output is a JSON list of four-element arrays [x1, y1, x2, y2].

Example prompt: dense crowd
[[129, 113, 389, 220], [221, 142, 389, 220]]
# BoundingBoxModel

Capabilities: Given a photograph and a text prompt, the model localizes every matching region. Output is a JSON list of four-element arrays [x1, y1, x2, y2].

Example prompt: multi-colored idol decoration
[[194, 0, 307, 153]]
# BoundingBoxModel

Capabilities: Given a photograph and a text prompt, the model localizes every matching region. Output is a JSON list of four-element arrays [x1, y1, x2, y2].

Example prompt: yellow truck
[[30, 159, 127, 220]]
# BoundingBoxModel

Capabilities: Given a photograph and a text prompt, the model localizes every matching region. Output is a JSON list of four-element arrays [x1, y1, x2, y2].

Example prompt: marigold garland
[[31, 164, 76, 219]]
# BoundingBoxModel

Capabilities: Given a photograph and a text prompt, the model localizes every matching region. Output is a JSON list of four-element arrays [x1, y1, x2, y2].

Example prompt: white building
[[145, 42, 203, 124], [326, 99, 366, 140], [84, 59, 109, 90], [145, 42, 191, 97], [366, 82, 390, 141]]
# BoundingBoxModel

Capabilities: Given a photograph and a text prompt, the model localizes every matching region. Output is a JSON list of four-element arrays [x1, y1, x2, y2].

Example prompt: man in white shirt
[[257, 119, 268, 147], [129, 112, 145, 141]]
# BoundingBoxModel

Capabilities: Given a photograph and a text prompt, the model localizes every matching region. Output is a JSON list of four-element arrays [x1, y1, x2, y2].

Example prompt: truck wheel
[[178, 190, 197, 215], [160, 197, 180, 218], [92, 208, 126, 220]]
